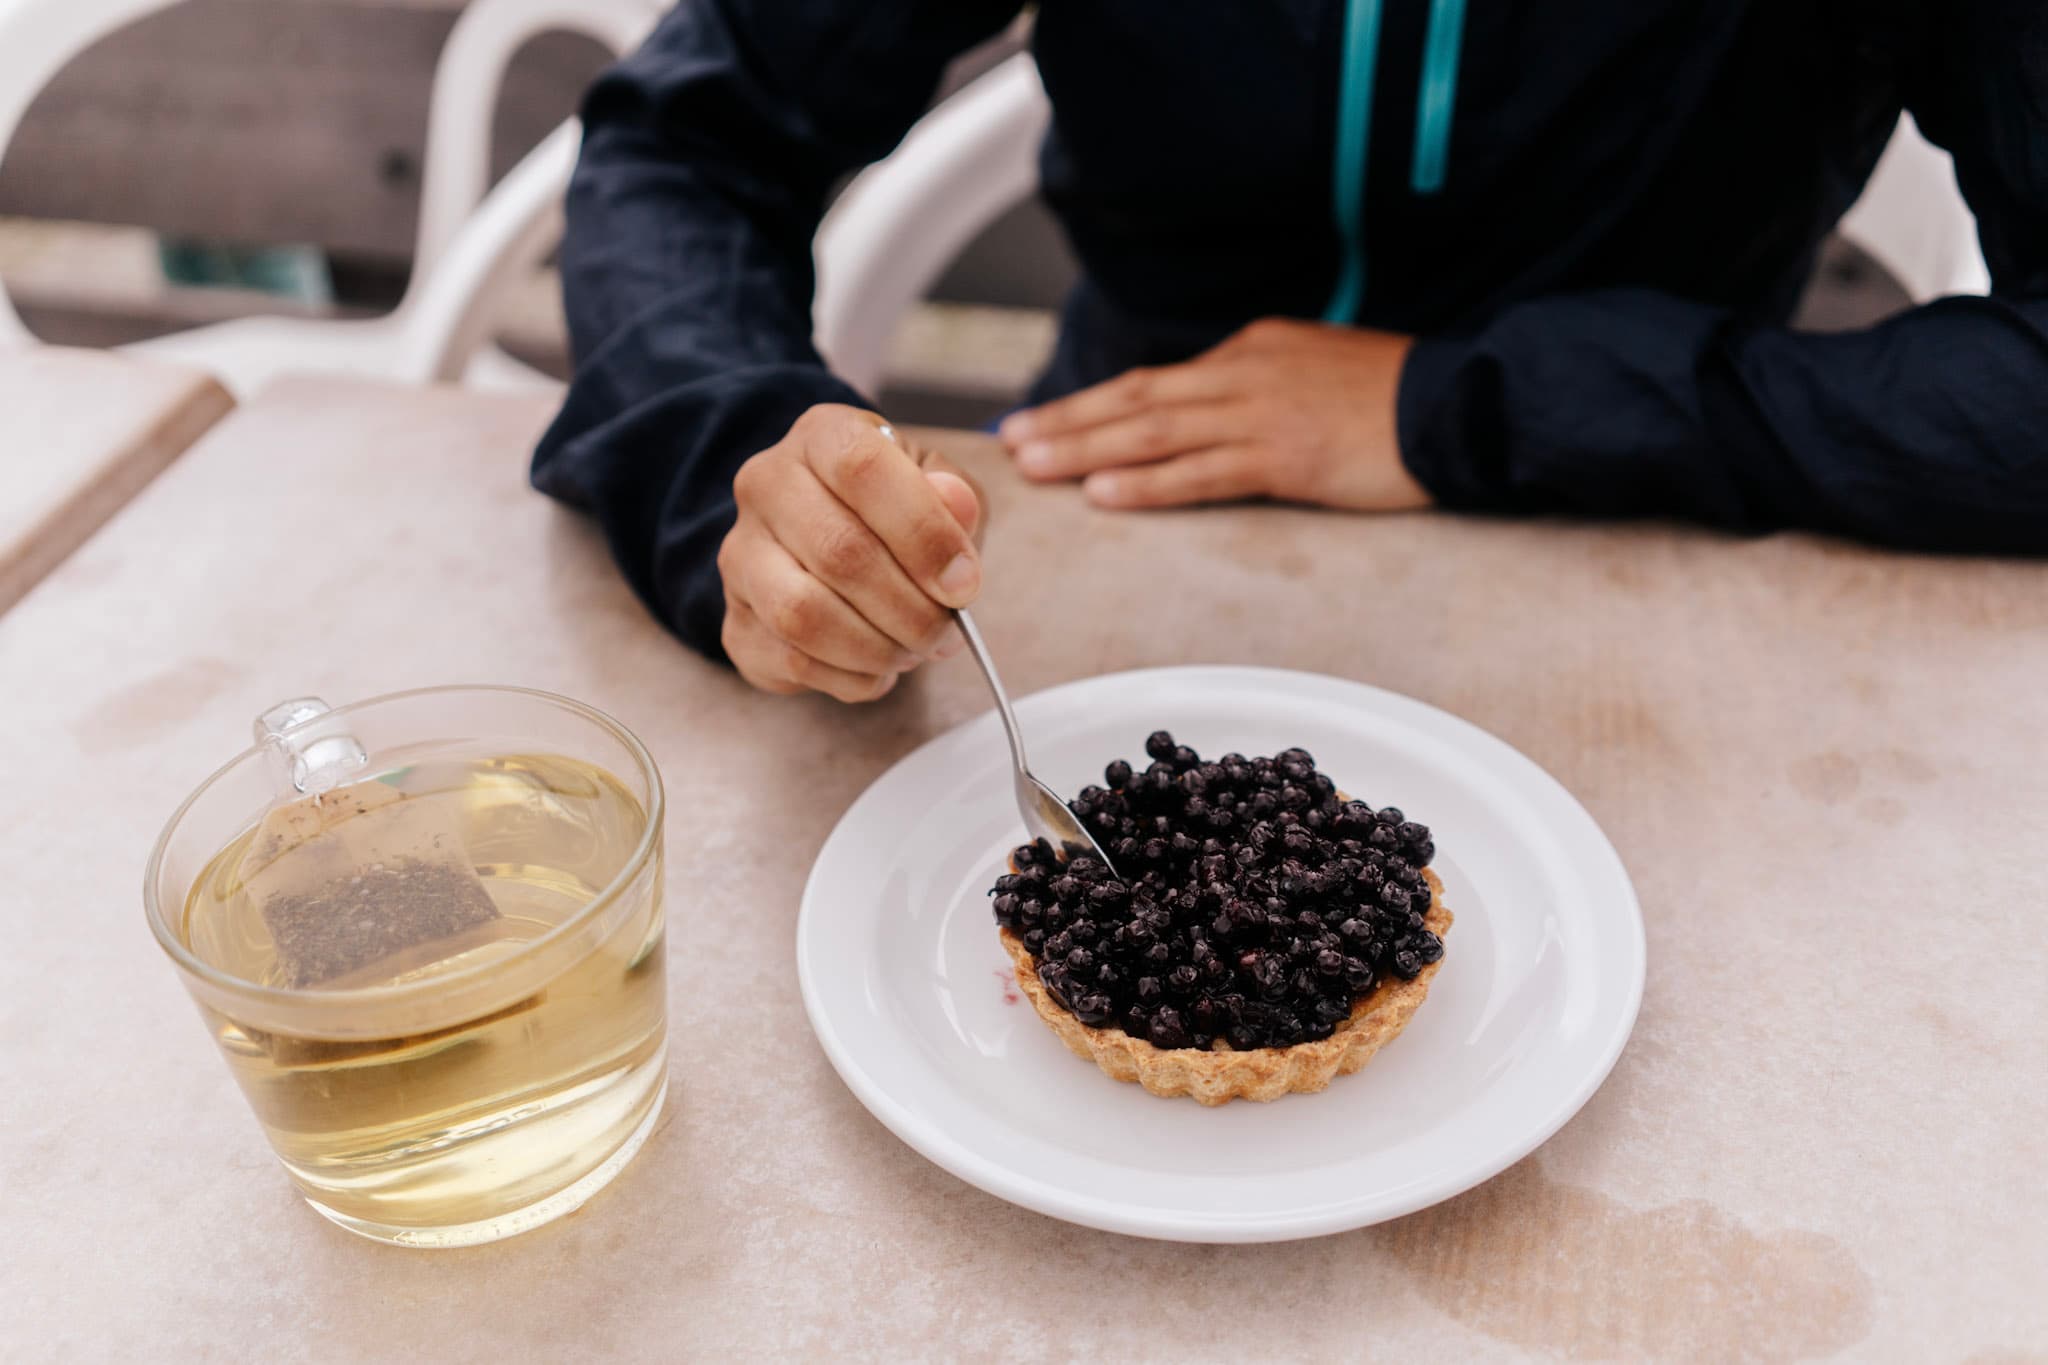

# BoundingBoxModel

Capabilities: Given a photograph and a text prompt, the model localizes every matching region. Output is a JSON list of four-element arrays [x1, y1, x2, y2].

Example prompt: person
[[533, 0, 2048, 703]]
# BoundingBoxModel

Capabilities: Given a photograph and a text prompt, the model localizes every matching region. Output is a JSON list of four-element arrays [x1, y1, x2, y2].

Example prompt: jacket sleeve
[[532, 0, 1021, 657], [1394, 2, 2048, 555]]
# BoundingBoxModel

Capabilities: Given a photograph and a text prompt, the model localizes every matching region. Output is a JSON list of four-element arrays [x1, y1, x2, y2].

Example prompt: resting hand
[[1000, 318, 1429, 512]]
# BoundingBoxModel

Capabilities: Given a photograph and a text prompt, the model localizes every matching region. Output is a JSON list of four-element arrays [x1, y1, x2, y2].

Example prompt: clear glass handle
[[255, 696, 368, 796]]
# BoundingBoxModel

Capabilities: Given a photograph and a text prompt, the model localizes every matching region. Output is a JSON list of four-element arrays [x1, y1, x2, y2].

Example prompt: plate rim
[[796, 664, 1645, 1242]]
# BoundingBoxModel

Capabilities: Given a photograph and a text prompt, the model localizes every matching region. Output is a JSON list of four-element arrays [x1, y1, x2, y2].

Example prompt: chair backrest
[[389, 0, 658, 380], [0, 0, 657, 346], [399, 118, 582, 382], [813, 53, 1051, 396], [0, 0, 178, 341], [1836, 112, 1989, 304], [411, 0, 660, 285]]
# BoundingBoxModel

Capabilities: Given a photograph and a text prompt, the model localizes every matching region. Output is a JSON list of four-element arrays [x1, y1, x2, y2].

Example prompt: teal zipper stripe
[[1410, 0, 1468, 194], [1321, 0, 1386, 324]]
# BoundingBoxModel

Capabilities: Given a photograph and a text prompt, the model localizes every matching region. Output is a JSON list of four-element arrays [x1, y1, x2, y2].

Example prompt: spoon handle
[[869, 421, 1026, 777], [953, 608, 1030, 779]]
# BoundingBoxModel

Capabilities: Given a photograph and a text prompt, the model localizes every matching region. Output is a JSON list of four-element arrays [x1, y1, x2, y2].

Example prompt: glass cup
[[145, 685, 668, 1247]]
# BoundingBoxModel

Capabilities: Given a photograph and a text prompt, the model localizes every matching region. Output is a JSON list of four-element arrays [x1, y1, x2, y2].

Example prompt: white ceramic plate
[[797, 666, 1643, 1242]]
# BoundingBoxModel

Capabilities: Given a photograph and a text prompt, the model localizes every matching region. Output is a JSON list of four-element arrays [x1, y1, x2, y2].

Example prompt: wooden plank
[[0, 344, 233, 610]]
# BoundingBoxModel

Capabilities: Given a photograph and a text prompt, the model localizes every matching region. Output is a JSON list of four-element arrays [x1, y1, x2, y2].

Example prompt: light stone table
[[0, 344, 234, 612], [1, 376, 2043, 1362]]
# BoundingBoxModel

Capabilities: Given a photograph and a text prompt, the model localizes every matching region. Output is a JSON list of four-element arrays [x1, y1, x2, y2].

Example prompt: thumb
[[925, 469, 983, 539]]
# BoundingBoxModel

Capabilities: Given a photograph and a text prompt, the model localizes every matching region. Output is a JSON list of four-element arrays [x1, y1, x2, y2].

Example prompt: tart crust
[[998, 868, 1450, 1106]]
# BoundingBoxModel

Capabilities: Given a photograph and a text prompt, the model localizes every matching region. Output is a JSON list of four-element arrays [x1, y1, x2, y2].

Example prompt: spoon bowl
[[953, 609, 1121, 877]]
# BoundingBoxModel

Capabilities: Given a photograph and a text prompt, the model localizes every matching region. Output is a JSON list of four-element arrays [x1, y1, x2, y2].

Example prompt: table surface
[[2, 377, 2042, 1362], [0, 344, 234, 613]]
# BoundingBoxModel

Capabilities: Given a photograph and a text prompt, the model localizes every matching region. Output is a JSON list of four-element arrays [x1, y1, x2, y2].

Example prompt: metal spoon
[[952, 608, 1121, 877]]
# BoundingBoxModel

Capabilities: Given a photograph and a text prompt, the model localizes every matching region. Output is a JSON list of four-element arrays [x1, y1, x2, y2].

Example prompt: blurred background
[[0, 0, 1912, 430]]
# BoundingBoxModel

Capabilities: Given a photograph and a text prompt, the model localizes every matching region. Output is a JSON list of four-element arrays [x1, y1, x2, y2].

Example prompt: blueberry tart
[[990, 732, 1450, 1105]]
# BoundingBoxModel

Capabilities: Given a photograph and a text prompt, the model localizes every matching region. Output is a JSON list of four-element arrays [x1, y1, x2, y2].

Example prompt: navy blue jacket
[[534, 0, 2048, 659]]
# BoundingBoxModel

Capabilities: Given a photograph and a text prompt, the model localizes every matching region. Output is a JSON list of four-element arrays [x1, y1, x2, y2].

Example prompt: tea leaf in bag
[[238, 776, 502, 990]]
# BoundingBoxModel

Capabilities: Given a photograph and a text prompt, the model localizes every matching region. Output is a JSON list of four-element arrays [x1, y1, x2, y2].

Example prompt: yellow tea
[[178, 752, 666, 1246]]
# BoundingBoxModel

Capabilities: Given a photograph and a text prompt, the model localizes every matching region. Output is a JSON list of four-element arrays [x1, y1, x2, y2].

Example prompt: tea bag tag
[[238, 696, 502, 990], [257, 697, 368, 797]]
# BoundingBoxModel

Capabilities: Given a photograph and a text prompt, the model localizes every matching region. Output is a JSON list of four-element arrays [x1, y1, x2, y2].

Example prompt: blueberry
[[1149, 1008, 1191, 1049], [1073, 993, 1115, 1026]]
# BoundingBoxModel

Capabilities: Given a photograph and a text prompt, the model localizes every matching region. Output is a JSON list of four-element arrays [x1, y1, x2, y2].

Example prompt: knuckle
[[715, 530, 745, 583], [813, 521, 875, 583], [793, 403, 843, 439], [1136, 409, 1176, 449], [731, 453, 767, 503], [1233, 450, 1272, 497], [779, 644, 818, 686], [905, 600, 950, 651], [1241, 318, 1288, 345], [1119, 367, 1154, 406], [908, 513, 965, 575], [831, 435, 887, 489], [764, 586, 822, 645], [835, 671, 894, 704]]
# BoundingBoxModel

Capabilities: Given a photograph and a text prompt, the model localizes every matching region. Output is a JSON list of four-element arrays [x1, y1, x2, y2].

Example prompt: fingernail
[[935, 627, 965, 659], [937, 552, 979, 603], [1000, 412, 1036, 442], [1017, 441, 1052, 475], [1085, 472, 1121, 504], [894, 650, 924, 672]]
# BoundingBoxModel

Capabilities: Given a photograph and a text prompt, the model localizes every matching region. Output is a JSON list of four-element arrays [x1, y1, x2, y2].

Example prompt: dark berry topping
[[995, 737, 1440, 1050]]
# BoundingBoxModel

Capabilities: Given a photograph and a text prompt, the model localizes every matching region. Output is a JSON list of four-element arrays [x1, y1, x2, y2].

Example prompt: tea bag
[[238, 776, 503, 990]]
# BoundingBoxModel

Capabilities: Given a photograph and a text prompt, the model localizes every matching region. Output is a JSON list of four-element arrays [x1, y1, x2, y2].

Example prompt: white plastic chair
[[0, 0, 165, 346], [814, 59, 1990, 390], [813, 53, 1051, 396], [0, 0, 659, 392]]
